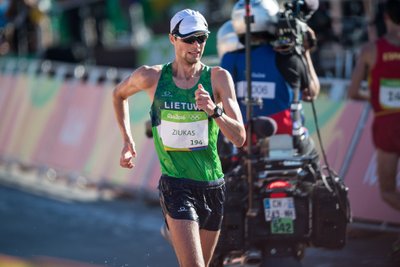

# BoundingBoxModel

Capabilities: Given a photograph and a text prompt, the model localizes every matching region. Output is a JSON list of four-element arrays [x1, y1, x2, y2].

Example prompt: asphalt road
[[0, 185, 399, 267], [0, 185, 178, 267]]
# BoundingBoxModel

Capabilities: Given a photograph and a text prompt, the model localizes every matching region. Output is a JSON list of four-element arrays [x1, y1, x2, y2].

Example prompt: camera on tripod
[[272, 0, 318, 55]]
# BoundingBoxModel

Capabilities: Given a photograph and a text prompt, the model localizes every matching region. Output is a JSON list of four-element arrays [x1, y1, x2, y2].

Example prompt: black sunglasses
[[176, 34, 208, 44]]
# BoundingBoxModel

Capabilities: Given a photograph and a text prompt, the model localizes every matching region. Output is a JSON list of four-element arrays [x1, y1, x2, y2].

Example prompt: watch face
[[213, 106, 223, 118], [216, 107, 223, 116]]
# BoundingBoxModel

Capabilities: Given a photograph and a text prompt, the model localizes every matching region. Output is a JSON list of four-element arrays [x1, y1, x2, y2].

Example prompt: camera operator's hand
[[273, 45, 293, 54], [302, 88, 316, 102], [303, 26, 317, 52]]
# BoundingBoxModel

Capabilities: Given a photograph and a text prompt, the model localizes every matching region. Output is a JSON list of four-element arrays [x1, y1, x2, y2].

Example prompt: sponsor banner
[[305, 96, 400, 225], [81, 84, 133, 185], [316, 101, 365, 172], [0, 72, 29, 156], [13, 74, 62, 162], [139, 138, 162, 195], [344, 110, 400, 224], [1, 60, 398, 226], [304, 96, 351, 170], [81, 84, 159, 189], [7, 74, 62, 163], [4, 72, 35, 157], [32, 80, 103, 172], [0, 74, 17, 124], [0, 72, 18, 153]]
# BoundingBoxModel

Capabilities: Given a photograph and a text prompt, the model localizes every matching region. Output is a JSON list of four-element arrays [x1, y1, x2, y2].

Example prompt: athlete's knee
[[178, 255, 205, 267]]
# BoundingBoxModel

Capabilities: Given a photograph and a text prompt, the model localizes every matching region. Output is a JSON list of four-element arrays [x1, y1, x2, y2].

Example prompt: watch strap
[[210, 106, 223, 119]]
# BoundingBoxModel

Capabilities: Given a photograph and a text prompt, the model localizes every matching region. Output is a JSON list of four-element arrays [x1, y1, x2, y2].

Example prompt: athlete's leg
[[199, 229, 220, 266], [166, 214, 205, 267], [376, 149, 400, 211]]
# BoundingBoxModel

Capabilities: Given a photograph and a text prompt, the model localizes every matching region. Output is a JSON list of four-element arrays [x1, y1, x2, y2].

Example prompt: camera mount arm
[[244, 0, 257, 218]]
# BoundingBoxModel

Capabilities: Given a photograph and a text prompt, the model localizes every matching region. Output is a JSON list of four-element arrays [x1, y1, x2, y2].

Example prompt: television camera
[[272, 0, 318, 55], [211, 117, 351, 267]]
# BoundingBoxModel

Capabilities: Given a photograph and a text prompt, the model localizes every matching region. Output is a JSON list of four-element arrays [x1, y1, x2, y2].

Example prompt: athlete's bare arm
[[348, 42, 376, 101], [209, 67, 246, 147], [112, 65, 162, 168]]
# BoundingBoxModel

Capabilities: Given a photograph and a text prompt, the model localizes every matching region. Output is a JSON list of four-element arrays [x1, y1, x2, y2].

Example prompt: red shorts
[[372, 113, 400, 154]]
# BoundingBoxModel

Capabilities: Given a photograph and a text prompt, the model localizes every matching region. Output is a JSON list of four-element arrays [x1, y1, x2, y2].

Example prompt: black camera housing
[[273, 0, 316, 55], [311, 175, 351, 249]]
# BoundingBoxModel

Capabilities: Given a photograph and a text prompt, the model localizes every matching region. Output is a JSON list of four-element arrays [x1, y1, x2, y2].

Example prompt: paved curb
[[0, 163, 136, 203]]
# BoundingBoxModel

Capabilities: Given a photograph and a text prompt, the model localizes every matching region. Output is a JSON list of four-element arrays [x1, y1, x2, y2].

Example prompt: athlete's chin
[[186, 57, 201, 64], [186, 53, 202, 63]]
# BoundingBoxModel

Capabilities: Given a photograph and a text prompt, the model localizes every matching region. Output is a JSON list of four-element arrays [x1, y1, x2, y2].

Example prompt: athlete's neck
[[172, 61, 203, 81]]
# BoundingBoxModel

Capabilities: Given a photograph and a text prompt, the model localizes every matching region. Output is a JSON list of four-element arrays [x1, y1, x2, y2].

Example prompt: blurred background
[[0, 0, 388, 74], [0, 0, 399, 267]]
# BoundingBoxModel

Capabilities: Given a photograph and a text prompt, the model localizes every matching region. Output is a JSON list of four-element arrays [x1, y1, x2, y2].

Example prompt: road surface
[[0, 184, 398, 267]]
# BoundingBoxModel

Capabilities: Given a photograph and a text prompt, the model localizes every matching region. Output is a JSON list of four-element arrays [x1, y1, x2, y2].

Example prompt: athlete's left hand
[[195, 84, 216, 116]]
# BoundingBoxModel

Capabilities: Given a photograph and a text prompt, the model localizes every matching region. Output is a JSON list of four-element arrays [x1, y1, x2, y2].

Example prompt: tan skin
[[348, 12, 400, 211], [301, 49, 320, 101], [113, 33, 246, 267], [300, 27, 321, 101], [274, 26, 321, 101]]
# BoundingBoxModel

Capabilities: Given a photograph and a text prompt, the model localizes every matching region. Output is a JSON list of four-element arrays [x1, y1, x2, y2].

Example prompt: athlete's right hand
[[120, 142, 136, 169]]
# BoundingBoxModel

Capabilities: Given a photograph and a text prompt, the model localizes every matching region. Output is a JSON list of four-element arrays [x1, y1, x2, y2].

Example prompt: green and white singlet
[[150, 63, 223, 182]]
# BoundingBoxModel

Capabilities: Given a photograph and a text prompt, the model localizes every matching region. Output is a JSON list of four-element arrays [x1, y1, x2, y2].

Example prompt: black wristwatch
[[210, 106, 223, 119]]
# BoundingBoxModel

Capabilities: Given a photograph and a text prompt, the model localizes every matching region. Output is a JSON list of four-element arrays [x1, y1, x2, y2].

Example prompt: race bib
[[236, 81, 276, 99], [379, 79, 400, 109], [159, 110, 208, 151]]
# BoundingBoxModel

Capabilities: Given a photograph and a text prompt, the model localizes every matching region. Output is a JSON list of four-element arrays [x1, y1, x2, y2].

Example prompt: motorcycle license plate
[[263, 197, 296, 221]]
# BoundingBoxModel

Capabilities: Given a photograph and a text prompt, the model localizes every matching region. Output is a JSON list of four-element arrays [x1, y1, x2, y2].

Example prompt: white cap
[[170, 9, 210, 37]]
